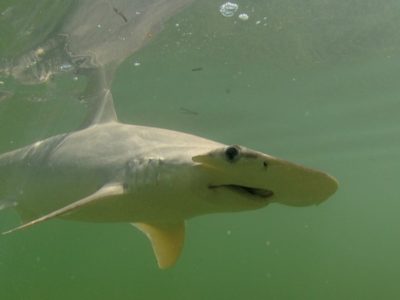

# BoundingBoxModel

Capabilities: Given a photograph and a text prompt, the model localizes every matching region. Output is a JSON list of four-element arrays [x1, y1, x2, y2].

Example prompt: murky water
[[1, 1, 400, 299]]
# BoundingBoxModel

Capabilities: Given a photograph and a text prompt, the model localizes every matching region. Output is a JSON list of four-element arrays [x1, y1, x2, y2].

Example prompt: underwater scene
[[0, 0, 399, 299]]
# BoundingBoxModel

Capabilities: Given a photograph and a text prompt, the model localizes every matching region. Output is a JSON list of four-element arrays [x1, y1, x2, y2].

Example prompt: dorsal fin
[[80, 66, 118, 128]]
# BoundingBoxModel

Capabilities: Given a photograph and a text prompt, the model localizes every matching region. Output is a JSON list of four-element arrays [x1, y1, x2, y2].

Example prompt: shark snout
[[255, 156, 338, 207], [193, 146, 338, 207]]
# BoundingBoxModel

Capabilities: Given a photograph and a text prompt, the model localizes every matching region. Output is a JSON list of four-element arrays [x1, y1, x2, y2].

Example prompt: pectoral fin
[[2, 183, 125, 235], [133, 221, 185, 269]]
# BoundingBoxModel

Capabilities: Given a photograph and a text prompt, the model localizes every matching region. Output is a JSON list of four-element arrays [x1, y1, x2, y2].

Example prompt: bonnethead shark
[[0, 75, 338, 268], [0, 1, 337, 269]]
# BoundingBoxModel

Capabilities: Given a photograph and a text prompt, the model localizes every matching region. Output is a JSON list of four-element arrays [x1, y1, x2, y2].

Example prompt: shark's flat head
[[193, 145, 338, 210]]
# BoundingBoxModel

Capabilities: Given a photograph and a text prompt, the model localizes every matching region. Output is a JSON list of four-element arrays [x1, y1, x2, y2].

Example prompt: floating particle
[[113, 7, 128, 23], [34, 47, 45, 57], [180, 107, 199, 116], [219, 2, 238, 17], [60, 63, 73, 72]]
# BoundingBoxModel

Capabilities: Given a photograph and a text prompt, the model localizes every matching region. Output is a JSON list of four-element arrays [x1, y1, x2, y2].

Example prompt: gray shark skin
[[0, 87, 338, 269]]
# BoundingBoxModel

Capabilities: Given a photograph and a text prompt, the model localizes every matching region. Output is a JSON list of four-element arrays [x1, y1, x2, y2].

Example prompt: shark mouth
[[209, 184, 274, 200]]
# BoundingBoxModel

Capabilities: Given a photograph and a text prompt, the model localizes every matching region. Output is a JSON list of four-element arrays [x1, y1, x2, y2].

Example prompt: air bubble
[[219, 2, 238, 17], [238, 13, 249, 21], [60, 63, 73, 72]]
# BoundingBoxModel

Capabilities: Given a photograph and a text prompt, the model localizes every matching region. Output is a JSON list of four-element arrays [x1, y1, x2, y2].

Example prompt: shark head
[[192, 145, 338, 212]]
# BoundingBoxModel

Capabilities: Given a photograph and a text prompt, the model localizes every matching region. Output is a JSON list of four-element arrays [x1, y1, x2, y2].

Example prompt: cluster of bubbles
[[219, 2, 249, 21]]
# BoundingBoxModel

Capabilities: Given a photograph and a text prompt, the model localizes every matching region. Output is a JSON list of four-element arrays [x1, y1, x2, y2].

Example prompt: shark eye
[[225, 145, 240, 162]]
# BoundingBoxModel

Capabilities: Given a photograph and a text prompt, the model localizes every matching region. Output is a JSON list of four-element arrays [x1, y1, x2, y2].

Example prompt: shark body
[[0, 88, 338, 268], [0, 0, 338, 269]]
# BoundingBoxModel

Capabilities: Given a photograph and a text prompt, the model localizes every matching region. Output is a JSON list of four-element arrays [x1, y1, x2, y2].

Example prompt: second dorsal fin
[[80, 66, 118, 128]]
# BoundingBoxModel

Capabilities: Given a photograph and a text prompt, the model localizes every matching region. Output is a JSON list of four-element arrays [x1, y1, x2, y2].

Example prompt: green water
[[1, 1, 400, 299]]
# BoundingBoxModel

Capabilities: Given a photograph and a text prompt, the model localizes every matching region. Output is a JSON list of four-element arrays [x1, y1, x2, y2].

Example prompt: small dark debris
[[180, 107, 199, 116], [113, 7, 128, 23], [191, 67, 203, 72]]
